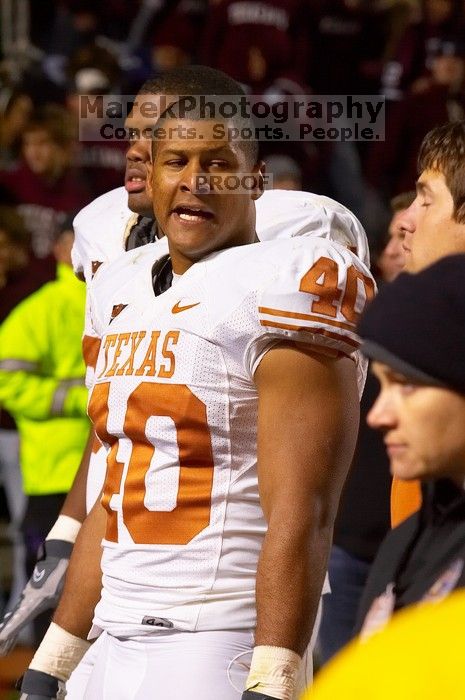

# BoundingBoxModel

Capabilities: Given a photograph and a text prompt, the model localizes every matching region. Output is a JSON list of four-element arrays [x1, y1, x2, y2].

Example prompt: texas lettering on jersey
[[97, 330, 179, 379]]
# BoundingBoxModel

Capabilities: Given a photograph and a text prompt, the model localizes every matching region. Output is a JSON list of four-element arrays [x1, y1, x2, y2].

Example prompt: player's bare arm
[[60, 427, 95, 523], [53, 497, 106, 638], [246, 343, 359, 696]]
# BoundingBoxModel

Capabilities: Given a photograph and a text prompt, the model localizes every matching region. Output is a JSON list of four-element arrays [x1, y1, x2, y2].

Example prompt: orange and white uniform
[[73, 188, 370, 516], [85, 236, 374, 638]]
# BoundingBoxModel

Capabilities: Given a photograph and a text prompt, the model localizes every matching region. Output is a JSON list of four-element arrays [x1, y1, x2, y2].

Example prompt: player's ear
[[251, 160, 266, 201]]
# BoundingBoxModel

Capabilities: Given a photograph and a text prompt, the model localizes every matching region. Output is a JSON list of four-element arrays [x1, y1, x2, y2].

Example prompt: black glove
[[18, 669, 66, 699], [0, 539, 73, 655], [242, 691, 282, 700]]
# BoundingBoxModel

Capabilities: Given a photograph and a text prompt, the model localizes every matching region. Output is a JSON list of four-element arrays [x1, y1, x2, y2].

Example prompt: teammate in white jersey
[[19, 68, 372, 700]]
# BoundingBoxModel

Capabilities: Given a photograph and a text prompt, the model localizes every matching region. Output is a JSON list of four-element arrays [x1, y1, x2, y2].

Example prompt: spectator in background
[[0, 207, 56, 323], [367, 38, 465, 197], [317, 192, 410, 664], [377, 191, 416, 281], [375, 1, 420, 76], [0, 89, 33, 169], [0, 106, 90, 261], [254, 76, 333, 198], [354, 255, 465, 640], [0, 206, 56, 613], [65, 45, 127, 197], [0, 216, 89, 643], [302, 1, 399, 224], [151, 0, 208, 71], [66, 44, 122, 98], [382, 0, 461, 100], [0, 206, 48, 617], [200, 0, 310, 91]]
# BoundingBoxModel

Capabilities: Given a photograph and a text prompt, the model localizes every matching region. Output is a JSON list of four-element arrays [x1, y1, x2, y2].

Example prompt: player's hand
[[242, 691, 282, 700], [0, 539, 73, 655], [18, 669, 66, 699]]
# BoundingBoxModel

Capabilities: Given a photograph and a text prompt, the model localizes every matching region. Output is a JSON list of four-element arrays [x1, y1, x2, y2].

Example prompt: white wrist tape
[[29, 622, 91, 682], [245, 645, 301, 700], [46, 515, 82, 544]]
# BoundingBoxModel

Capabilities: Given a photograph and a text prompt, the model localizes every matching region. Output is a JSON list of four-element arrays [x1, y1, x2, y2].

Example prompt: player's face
[[22, 129, 63, 177], [378, 210, 407, 282], [124, 93, 165, 218], [397, 170, 465, 272], [368, 362, 465, 484], [150, 118, 263, 274]]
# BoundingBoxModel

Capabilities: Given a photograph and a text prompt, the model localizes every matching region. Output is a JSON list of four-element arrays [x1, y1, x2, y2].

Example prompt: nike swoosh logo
[[33, 569, 45, 583], [172, 301, 201, 314]]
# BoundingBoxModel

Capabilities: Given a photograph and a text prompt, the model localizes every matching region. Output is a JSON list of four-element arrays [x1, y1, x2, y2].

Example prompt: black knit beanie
[[357, 255, 465, 393]]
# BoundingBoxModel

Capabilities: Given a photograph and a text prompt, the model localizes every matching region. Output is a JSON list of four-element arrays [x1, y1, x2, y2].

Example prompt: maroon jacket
[[0, 162, 90, 259], [200, 0, 310, 90], [382, 15, 460, 98]]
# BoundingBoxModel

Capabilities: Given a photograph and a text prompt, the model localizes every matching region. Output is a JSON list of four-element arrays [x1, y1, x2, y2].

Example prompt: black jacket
[[355, 479, 465, 634]]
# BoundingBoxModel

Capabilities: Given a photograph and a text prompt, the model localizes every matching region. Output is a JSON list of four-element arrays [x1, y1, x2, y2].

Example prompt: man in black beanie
[[353, 254, 465, 639]]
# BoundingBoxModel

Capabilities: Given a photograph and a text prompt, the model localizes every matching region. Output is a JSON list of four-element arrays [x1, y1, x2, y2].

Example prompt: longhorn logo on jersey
[[109, 303, 128, 323]]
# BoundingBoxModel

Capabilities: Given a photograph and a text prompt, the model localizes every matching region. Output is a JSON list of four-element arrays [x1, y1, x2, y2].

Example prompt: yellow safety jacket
[[0, 263, 89, 494]]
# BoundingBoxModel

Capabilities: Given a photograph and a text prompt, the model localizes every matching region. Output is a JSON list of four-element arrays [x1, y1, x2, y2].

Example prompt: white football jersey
[[76, 188, 370, 514], [256, 189, 370, 267], [72, 187, 135, 283], [86, 236, 374, 637]]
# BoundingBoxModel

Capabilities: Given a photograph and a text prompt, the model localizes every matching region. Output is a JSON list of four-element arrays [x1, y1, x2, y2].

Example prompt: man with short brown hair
[[401, 120, 465, 271], [391, 119, 465, 525]]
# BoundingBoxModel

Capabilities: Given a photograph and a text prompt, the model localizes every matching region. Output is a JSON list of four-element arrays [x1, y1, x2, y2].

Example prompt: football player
[[18, 68, 373, 700], [0, 67, 370, 667]]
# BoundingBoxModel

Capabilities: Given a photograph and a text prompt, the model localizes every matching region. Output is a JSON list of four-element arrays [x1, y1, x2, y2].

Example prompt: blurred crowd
[[1, 0, 465, 683], [1, 1, 465, 244]]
